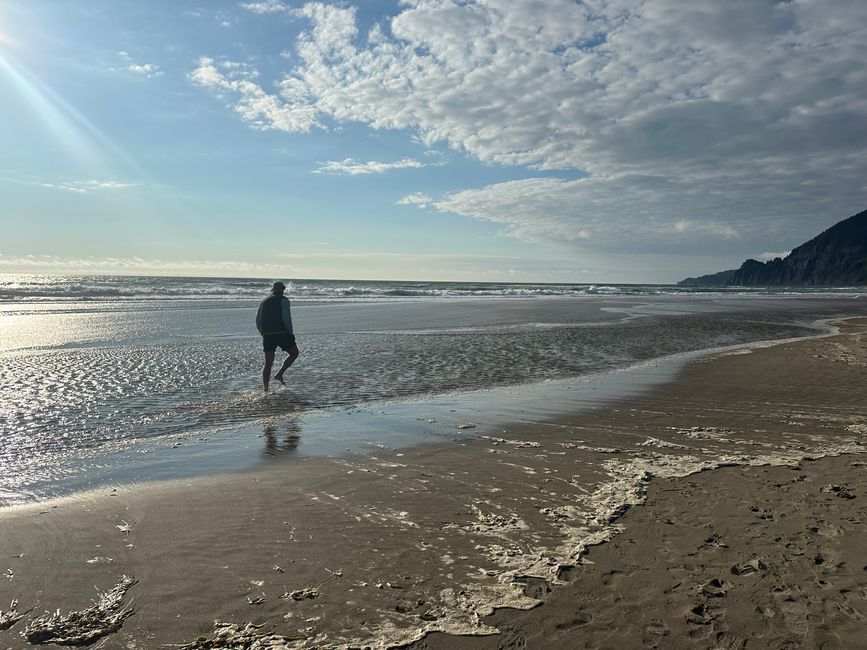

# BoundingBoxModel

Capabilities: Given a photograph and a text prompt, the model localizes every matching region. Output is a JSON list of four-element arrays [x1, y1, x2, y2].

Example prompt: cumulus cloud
[[117, 51, 162, 77], [127, 63, 162, 76], [314, 157, 425, 175], [190, 56, 320, 132], [200, 0, 867, 252]]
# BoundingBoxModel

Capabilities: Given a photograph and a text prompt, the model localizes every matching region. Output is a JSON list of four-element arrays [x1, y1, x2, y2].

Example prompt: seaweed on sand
[[23, 575, 137, 645], [1, 599, 31, 630], [170, 621, 307, 649]]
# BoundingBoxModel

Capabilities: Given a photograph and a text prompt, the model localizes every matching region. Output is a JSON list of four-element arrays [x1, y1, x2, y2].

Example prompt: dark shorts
[[262, 332, 298, 353]]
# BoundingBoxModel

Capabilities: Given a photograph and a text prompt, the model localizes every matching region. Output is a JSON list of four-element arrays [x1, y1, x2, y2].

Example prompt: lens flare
[[0, 49, 145, 178]]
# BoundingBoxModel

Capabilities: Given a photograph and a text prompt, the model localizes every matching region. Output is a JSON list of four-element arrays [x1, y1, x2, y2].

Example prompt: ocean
[[2, 274, 866, 506]]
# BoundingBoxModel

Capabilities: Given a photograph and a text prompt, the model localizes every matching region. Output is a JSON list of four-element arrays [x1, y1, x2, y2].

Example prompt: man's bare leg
[[274, 347, 299, 384], [263, 351, 276, 392]]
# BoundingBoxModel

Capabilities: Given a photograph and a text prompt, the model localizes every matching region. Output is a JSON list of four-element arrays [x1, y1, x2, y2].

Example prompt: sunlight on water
[[2, 274, 866, 505]]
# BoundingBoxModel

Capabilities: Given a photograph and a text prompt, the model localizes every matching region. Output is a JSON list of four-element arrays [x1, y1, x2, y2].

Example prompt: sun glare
[[0, 46, 149, 183]]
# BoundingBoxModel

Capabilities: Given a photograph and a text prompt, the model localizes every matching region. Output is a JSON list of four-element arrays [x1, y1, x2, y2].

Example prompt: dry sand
[[1, 319, 866, 649]]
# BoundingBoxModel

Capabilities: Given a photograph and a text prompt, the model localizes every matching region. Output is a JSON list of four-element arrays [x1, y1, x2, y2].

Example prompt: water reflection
[[263, 419, 301, 457]]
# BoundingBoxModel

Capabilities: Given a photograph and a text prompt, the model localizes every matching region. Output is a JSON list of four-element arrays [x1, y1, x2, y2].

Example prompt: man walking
[[256, 281, 299, 392]]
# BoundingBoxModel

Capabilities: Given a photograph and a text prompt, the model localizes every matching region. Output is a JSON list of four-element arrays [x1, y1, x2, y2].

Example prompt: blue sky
[[1, 0, 865, 282]]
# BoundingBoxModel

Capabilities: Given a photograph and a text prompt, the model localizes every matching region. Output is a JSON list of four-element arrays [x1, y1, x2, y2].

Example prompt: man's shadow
[[263, 419, 302, 457]]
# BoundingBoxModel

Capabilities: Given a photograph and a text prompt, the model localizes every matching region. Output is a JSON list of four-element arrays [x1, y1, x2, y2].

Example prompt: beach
[[1, 312, 865, 648], [5, 0, 866, 646], [6, 277, 864, 506]]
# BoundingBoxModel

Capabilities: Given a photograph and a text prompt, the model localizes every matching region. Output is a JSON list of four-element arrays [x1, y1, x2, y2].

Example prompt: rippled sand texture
[[1, 319, 865, 648], [2, 296, 856, 503]]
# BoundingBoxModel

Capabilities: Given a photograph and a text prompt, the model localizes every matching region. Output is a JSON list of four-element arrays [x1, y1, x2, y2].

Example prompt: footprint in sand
[[700, 578, 728, 598], [821, 484, 856, 499], [713, 631, 748, 650], [554, 612, 591, 632], [701, 532, 729, 549], [641, 619, 670, 645], [514, 576, 552, 600], [832, 601, 865, 622], [730, 558, 767, 576], [601, 569, 626, 587], [776, 596, 810, 636], [685, 602, 714, 625]]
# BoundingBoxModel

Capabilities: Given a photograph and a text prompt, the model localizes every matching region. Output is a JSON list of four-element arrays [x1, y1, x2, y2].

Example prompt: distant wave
[[1, 274, 865, 303]]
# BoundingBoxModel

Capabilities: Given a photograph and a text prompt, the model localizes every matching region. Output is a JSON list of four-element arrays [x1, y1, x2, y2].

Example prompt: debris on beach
[[639, 437, 688, 449], [246, 593, 266, 606], [822, 484, 856, 499], [675, 426, 733, 440], [455, 422, 477, 430], [480, 436, 541, 448], [287, 588, 319, 601], [468, 505, 528, 535], [0, 599, 30, 630], [86, 556, 114, 564], [171, 621, 307, 649], [23, 575, 137, 645], [116, 520, 134, 535], [557, 441, 621, 453], [4, 568, 13, 581]]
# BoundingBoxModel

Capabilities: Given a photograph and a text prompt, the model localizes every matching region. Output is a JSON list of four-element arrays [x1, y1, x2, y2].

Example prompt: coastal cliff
[[679, 209, 867, 286]]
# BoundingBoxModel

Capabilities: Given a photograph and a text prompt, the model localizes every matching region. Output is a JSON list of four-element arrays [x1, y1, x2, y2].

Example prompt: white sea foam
[[3, 274, 867, 303]]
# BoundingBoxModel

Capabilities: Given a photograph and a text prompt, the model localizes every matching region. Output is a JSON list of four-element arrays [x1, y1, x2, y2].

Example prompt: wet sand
[[409, 454, 867, 649], [1, 319, 865, 648]]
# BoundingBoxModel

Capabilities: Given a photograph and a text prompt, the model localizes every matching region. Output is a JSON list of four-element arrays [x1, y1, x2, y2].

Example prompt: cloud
[[0, 251, 585, 282], [754, 251, 791, 262], [0, 254, 295, 275], [127, 63, 162, 76], [38, 180, 139, 193], [424, 175, 754, 250], [189, 56, 321, 132], [215, 10, 236, 28], [397, 192, 433, 207], [197, 0, 867, 251], [240, 0, 292, 14], [673, 219, 739, 239], [314, 157, 425, 175], [117, 51, 162, 77]]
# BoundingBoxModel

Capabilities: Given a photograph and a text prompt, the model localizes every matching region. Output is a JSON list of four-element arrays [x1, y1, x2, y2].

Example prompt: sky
[[1, 0, 865, 283]]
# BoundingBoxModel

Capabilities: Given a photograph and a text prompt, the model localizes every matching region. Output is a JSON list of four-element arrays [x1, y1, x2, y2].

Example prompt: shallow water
[[2, 276, 867, 505], [3, 319, 866, 650]]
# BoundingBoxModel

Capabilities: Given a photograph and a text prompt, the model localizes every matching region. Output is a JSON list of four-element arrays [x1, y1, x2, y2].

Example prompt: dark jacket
[[256, 294, 293, 335]]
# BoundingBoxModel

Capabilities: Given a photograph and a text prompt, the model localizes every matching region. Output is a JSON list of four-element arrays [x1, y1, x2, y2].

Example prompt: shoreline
[[1, 319, 865, 648], [2, 316, 843, 508]]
